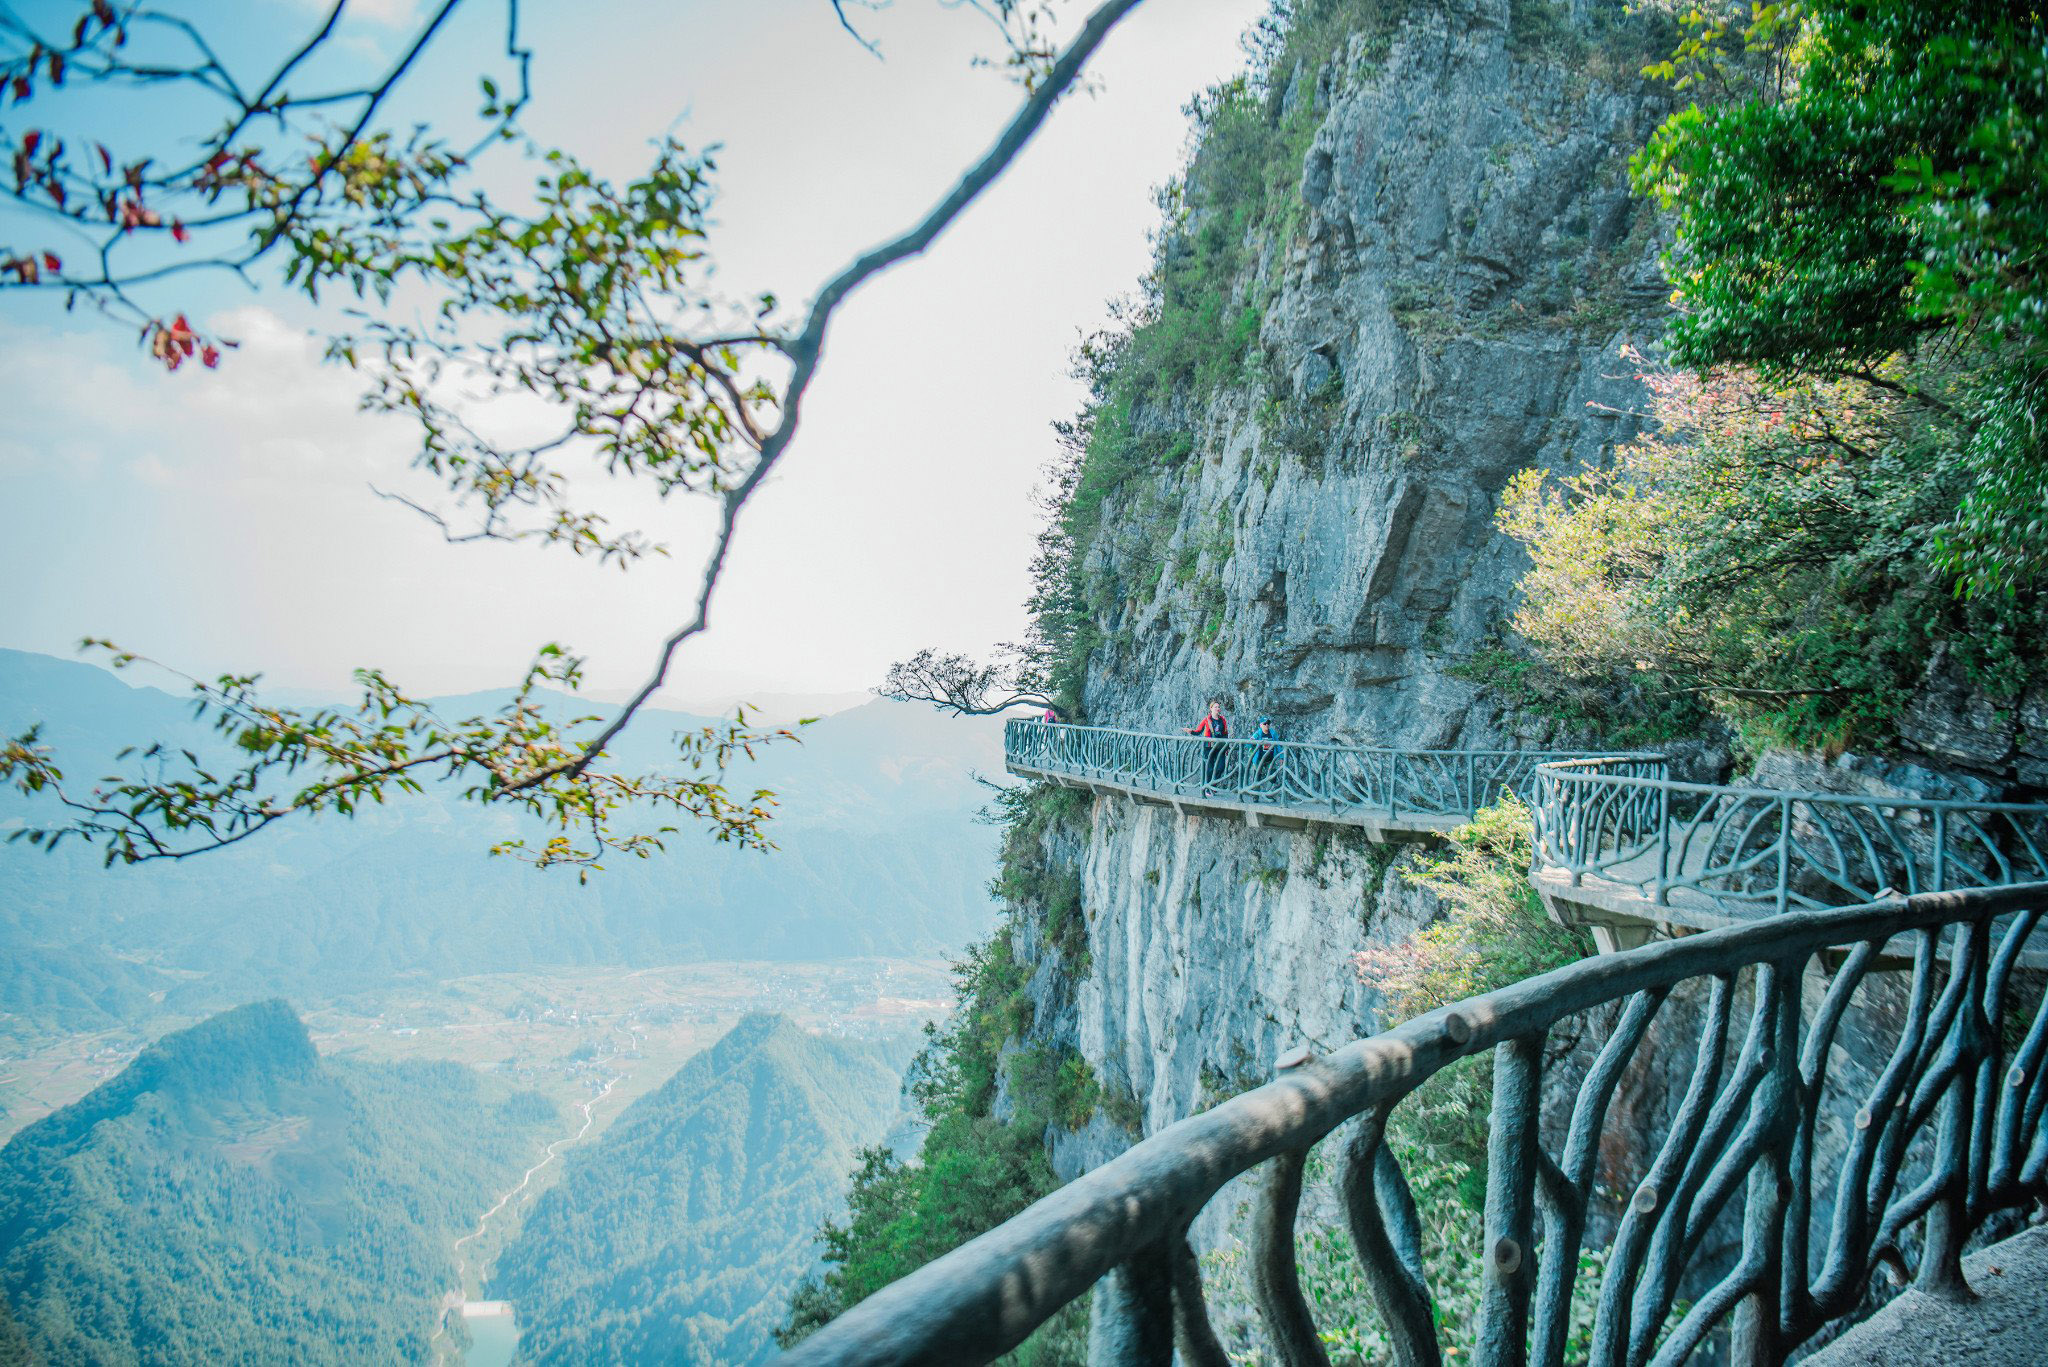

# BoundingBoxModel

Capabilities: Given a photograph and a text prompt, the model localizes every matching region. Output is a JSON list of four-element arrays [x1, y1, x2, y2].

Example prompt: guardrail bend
[[783, 883, 2048, 1366], [1002, 719, 1646, 841], [1529, 756, 2048, 952]]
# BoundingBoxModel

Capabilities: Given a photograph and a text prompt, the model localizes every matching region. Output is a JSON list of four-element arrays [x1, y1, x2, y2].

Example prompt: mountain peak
[[3, 1000, 318, 1165]]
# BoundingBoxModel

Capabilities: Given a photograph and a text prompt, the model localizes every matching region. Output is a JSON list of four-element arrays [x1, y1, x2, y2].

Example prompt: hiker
[[1041, 706, 1059, 724], [1184, 699, 1230, 793], [1250, 715, 1281, 791]]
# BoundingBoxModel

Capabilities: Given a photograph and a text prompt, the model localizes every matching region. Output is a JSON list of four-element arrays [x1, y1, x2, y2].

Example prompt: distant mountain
[[0, 1000, 561, 1365], [491, 1014, 907, 1366], [660, 689, 876, 724], [0, 648, 1002, 1042]]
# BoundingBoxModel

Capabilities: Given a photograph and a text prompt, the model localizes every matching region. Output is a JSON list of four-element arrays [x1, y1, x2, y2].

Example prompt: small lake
[[461, 1302, 519, 1367]]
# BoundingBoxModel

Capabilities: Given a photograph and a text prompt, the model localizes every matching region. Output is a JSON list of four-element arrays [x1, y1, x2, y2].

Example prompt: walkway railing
[[1005, 719, 1634, 823], [784, 883, 2048, 1366], [1532, 756, 2048, 920]]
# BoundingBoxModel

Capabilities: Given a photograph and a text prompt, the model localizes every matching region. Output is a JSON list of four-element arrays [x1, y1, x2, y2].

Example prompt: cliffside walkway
[[1002, 719, 1610, 841], [1531, 755, 2048, 952], [1007, 723, 2048, 950], [1804, 1224, 2048, 1366]]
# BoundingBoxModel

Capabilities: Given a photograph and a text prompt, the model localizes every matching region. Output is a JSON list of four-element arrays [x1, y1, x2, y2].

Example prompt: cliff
[[1021, 0, 1675, 1170]]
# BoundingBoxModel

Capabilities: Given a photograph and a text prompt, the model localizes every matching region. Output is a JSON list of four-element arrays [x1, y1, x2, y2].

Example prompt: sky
[[0, 0, 1268, 709]]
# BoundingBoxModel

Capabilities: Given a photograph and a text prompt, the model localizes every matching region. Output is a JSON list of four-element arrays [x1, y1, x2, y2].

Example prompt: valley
[[1, 957, 949, 1146]]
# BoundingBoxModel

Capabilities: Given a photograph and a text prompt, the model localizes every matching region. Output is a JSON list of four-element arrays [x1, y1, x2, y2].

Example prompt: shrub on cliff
[[1497, 0, 2048, 753]]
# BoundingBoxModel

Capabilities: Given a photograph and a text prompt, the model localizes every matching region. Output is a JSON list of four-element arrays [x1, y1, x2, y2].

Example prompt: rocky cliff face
[[1014, 0, 1674, 1178], [1082, 0, 1668, 748]]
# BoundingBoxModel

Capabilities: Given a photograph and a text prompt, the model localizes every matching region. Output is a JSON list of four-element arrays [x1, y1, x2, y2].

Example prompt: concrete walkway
[[1804, 1224, 2048, 1365]]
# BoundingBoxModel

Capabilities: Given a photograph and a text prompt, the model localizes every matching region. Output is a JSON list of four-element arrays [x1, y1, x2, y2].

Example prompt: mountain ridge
[[0, 648, 1001, 1047], [491, 1012, 910, 1366], [0, 999, 561, 1365]]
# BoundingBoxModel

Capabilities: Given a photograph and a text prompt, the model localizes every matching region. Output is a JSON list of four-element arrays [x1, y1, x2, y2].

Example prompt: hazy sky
[[0, 0, 1267, 706]]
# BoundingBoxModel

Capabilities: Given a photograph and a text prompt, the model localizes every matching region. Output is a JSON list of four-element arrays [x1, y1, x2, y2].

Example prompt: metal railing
[[1004, 720, 1639, 822], [1532, 756, 2048, 919], [784, 883, 2048, 1366]]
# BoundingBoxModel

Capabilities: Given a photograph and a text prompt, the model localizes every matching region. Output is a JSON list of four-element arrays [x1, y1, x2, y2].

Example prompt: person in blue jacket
[[1250, 715, 1281, 793]]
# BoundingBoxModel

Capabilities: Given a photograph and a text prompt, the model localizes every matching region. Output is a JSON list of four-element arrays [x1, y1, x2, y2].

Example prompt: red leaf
[[171, 313, 190, 333], [49, 53, 64, 85], [22, 130, 39, 157], [9, 78, 27, 104], [40, 252, 59, 272], [96, 143, 111, 175], [201, 346, 220, 369], [170, 220, 187, 243]]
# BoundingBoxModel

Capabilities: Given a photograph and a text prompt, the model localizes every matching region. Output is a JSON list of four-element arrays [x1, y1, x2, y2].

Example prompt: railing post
[[1918, 919, 1988, 1301], [1654, 783, 1670, 907], [1730, 961, 1801, 1365], [1089, 1239, 1176, 1366], [1777, 794, 1792, 916], [1570, 776, 1585, 887], [1465, 752, 1477, 815], [1933, 806, 1948, 893], [1252, 1145, 1333, 1367], [1478, 1035, 1543, 1367], [1390, 757, 1404, 819], [1342, 1111, 1443, 1367]]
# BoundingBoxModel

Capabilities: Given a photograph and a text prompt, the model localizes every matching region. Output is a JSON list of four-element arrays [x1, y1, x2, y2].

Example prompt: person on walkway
[[1041, 706, 1059, 724], [1251, 715, 1281, 793], [1184, 699, 1230, 794]]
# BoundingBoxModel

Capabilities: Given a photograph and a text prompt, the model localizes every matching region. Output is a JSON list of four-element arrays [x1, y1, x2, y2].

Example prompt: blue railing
[[1007, 725, 2048, 928], [1004, 719, 1632, 823], [1532, 755, 2048, 921]]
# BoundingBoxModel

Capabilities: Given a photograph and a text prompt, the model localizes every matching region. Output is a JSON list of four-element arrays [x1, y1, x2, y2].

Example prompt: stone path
[[1804, 1225, 2048, 1366]]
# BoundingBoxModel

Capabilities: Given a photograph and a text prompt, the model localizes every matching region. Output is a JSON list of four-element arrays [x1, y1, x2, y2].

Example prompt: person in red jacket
[[1184, 699, 1230, 794]]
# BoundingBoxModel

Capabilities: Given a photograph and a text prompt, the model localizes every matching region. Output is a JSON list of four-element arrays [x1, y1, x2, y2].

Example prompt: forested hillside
[[0, 648, 1001, 1046], [491, 1014, 908, 1366], [0, 1000, 560, 1364]]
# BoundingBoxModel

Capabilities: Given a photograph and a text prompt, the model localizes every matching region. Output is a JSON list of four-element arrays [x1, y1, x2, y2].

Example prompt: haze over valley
[[0, 649, 990, 1363]]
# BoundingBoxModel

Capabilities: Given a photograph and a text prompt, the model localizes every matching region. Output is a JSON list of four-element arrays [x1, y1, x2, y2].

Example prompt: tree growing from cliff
[[1492, 0, 2048, 751], [0, 0, 1147, 870], [880, 648, 1061, 718]]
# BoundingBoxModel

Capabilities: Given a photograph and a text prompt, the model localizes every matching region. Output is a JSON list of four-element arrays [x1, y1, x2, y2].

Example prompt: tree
[[1634, 0, 2048, 600], [879, 648, 1058, 718], [0, 0, 1149, 871]]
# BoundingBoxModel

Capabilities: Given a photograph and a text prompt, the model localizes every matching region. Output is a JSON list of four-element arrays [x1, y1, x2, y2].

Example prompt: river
[[433, 1071, 622, 1364]]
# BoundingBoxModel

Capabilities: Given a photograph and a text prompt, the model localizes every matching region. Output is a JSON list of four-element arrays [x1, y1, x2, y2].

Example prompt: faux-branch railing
[[1003, 719, 1632, 821], [784, 883, 2048, 1366], [1006, 725, 2048, 926], [1533, 756, 2048, 921]]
